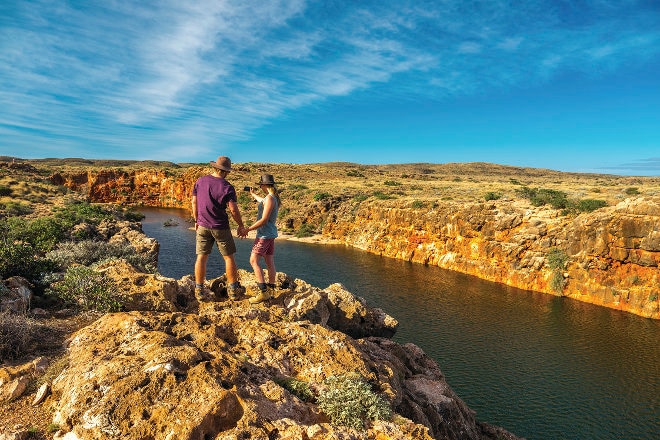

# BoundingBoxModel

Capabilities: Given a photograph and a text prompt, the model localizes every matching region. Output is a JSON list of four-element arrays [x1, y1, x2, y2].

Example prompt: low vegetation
[[516, 186, 608, 214], [547, 248, 569, 293], [317, 373, 392, 429]]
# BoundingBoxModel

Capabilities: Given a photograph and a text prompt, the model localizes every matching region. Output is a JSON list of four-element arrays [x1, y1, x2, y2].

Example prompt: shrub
[[547, 248, 568, 271], [550, 271, 567, 293], [4, 201, 33, 216], [313, 192, 331, 201], [484, 192, 501, 201], [0, 311, 41, 361], [0, 185, 11, 196], [625, 187, 640, 195], [288, 184, 308, 191], [575, 199, 607, 213], [274, 377, 314, 402], [317, 374, 392, 430], [547, 248, 569, 294], [15, 216, 67, 252], [49, 265, 120, 312], [52, 200, 113, 228], [295, 223, 316, 238], [121, 207, 145, 222], [411, 200, 425, 209], [373, 191, 394, 200], [346, 170, 365, 177], [516, 187, 569, 209], [353, 194, 368, 203], [383, 180, 401, 186]]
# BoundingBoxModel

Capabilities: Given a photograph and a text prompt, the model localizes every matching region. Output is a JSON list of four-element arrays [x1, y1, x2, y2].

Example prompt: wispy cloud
[[0, 0, 659, 162], [602, 158, 660, 175]]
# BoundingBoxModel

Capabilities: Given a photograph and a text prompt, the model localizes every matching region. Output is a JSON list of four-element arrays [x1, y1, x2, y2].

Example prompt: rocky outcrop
[[49, 167, 660, 319], [321, 197, 660, 318], [43, 262, 518, 440]]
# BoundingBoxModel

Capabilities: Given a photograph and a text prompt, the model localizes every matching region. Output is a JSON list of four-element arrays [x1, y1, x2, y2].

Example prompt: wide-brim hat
[[210, 156, 232, 171], [256, 174, 279, 185]]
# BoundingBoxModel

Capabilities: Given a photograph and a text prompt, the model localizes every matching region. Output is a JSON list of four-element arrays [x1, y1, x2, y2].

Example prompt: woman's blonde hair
[[265, 184, 281, 206]]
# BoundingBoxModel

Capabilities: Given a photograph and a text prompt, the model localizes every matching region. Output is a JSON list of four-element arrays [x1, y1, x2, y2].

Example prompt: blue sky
[[1, 1, 659, 175]]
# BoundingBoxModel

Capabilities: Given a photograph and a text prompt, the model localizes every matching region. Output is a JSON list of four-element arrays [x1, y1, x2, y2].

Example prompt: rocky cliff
[[49, 166, 660, 319], [2, 259, 520, 440]]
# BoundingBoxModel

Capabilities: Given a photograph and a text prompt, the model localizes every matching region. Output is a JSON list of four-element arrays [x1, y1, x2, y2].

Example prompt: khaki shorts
[[196, 226, 236, 256]]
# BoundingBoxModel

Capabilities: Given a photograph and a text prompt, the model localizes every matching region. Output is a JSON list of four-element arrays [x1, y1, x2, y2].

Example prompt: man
[[191, 156, 246, 300]]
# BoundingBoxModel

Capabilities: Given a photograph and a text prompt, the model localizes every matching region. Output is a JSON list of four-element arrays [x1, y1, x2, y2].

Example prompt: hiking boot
[[227, 283, 246, 300], [248, 289, 272, 304], [195, 287, 212, 302]]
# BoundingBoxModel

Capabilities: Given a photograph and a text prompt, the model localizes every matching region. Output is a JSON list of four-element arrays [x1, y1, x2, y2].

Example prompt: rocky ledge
[[2, 261, 520, 440]]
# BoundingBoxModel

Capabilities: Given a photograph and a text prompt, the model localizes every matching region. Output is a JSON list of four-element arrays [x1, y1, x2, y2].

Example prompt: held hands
[[237, 226, 249, 238]]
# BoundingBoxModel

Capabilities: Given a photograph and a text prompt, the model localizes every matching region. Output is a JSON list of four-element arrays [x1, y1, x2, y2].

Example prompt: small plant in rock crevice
[[274, 377, 315, 402], [547, 248, 569, 294]]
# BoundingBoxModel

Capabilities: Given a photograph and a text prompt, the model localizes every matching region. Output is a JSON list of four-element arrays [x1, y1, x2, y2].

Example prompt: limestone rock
[[0, 277, 33, 314], [49, 299, 518, 440], [95, 259, 190, 312]]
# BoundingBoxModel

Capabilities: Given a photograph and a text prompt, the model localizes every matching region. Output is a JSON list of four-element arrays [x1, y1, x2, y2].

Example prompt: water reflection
[[139, 207, 659, 440]]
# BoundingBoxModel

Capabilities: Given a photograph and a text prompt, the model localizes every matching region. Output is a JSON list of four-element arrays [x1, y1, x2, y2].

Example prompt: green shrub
[[121, 207, 145, 222], [547, 248, 568, 271], [516, 187, 569, 209], [346, 170, 365, 177], [411, 200, 425, 209], [274, 377, 314, 402], [288, 184, 308, 191], [575, 199, 607, 213], [0, 238, 55, 281], [484, 192, 501, 201], [550, 271, 567, 293], [625, 187, 640, 195], [52, 200, 113, 228], [313, 192, 331, 201], [317, 374, 392, 430], [49, 265, 120, 312], [383, 180, 401, 186], [353, 194, 368, 203], [295, 223, 316, 238], [0, 311, 41, 361], [373, 191, 394, 200], [547, 248, 569, 294], [4, 201, 33, 216], [0, 185, 11, 196]]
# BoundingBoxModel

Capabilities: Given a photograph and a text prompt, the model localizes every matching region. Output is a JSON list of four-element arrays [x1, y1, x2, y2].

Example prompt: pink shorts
[[252, 238, 275, 256]]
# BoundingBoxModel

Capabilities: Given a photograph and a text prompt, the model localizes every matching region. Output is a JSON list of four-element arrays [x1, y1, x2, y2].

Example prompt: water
[[140, 207, 660, 440]]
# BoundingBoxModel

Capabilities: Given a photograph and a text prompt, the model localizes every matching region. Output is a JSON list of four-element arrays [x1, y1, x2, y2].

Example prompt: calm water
[[140, 207, 660, 440]]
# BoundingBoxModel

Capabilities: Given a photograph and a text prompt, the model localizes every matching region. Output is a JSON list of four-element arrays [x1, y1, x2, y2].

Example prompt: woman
[[244, 174, 281, 304]]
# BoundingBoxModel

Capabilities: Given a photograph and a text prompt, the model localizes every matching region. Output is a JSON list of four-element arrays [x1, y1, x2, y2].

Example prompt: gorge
[[49, 161, 660, 319]]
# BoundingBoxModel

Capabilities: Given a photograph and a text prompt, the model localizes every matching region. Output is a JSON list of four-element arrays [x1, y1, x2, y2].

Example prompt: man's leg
[[195, 254, 209, 285], [223, 253, 239, 285]]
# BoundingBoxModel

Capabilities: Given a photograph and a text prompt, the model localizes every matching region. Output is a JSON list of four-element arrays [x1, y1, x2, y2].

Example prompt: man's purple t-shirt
[[192, 175, 237, 230]]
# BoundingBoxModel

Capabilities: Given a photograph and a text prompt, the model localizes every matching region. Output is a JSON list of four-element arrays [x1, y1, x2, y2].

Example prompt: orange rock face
[[51, 168, 660, 319]]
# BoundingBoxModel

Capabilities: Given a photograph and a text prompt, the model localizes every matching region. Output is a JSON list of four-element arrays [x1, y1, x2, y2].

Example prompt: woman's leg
[[264, 254, 276, 284], [250, 252, 265, 284]]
